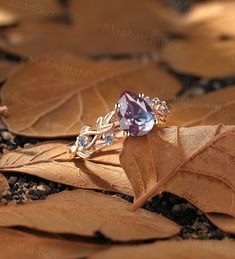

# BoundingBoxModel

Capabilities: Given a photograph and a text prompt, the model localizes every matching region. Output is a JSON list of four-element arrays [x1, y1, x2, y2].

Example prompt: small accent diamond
[[77, 136, 90, 148], [104, 134, 114, 145]]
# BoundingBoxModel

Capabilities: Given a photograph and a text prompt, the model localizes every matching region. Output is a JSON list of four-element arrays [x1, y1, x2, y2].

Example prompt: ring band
[[67, 90, 170, 159]]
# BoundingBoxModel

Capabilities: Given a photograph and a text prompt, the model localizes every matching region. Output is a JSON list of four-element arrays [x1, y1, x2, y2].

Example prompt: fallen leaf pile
[[0, 0, 235, 258]]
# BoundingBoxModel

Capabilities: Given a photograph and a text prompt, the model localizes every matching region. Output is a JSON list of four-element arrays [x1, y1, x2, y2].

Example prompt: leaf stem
[[130, 182, 161, 211]]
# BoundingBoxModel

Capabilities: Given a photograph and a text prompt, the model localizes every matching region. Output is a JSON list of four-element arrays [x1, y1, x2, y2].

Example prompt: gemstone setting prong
[[123, 130, 130, 136], [115, 103, 121, 109]]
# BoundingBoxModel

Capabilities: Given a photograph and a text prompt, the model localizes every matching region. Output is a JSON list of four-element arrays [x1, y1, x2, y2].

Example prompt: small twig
[[0, 106, 9, 117]]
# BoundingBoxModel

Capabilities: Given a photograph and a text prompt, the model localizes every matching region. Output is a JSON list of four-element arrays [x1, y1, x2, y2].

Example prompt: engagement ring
[[67, 90, 170, 159]]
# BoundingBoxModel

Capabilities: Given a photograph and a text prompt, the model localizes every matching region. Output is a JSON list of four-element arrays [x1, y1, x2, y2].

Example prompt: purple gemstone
[[117, 90, 155, 136]]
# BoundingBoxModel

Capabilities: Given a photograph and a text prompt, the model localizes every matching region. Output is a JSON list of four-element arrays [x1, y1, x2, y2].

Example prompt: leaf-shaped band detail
[[68, 95, 169, 159]]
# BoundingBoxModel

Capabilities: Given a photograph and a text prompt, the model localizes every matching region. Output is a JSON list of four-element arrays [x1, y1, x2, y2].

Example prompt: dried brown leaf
[[0, 105, 9, 117], [0, 228, 106, 259], [0, 0, 64, 19], [1, 56, 181, 137], [176, 1, 235, 38], [0, 59, 19, 82], [0, 141, 132, 195], [0, 9, 18, 26], [90, 239, 235, 259], [0, 173, 9, 194], [120, 125, 235, 219], [168, 87, 235, 126], [0, 22, 74, 57], [68, 0, 180, 55], [0, 189, 180, 241], [161, 2, 235, 77], [207, 213, 235, 234], [1, 0, 180, 56], [161, 39, 235, 77], [162, 1, 235, 77]]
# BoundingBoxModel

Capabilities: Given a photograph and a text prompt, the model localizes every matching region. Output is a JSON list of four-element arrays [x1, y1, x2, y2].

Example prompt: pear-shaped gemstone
[[117, 91, 155, 136]]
